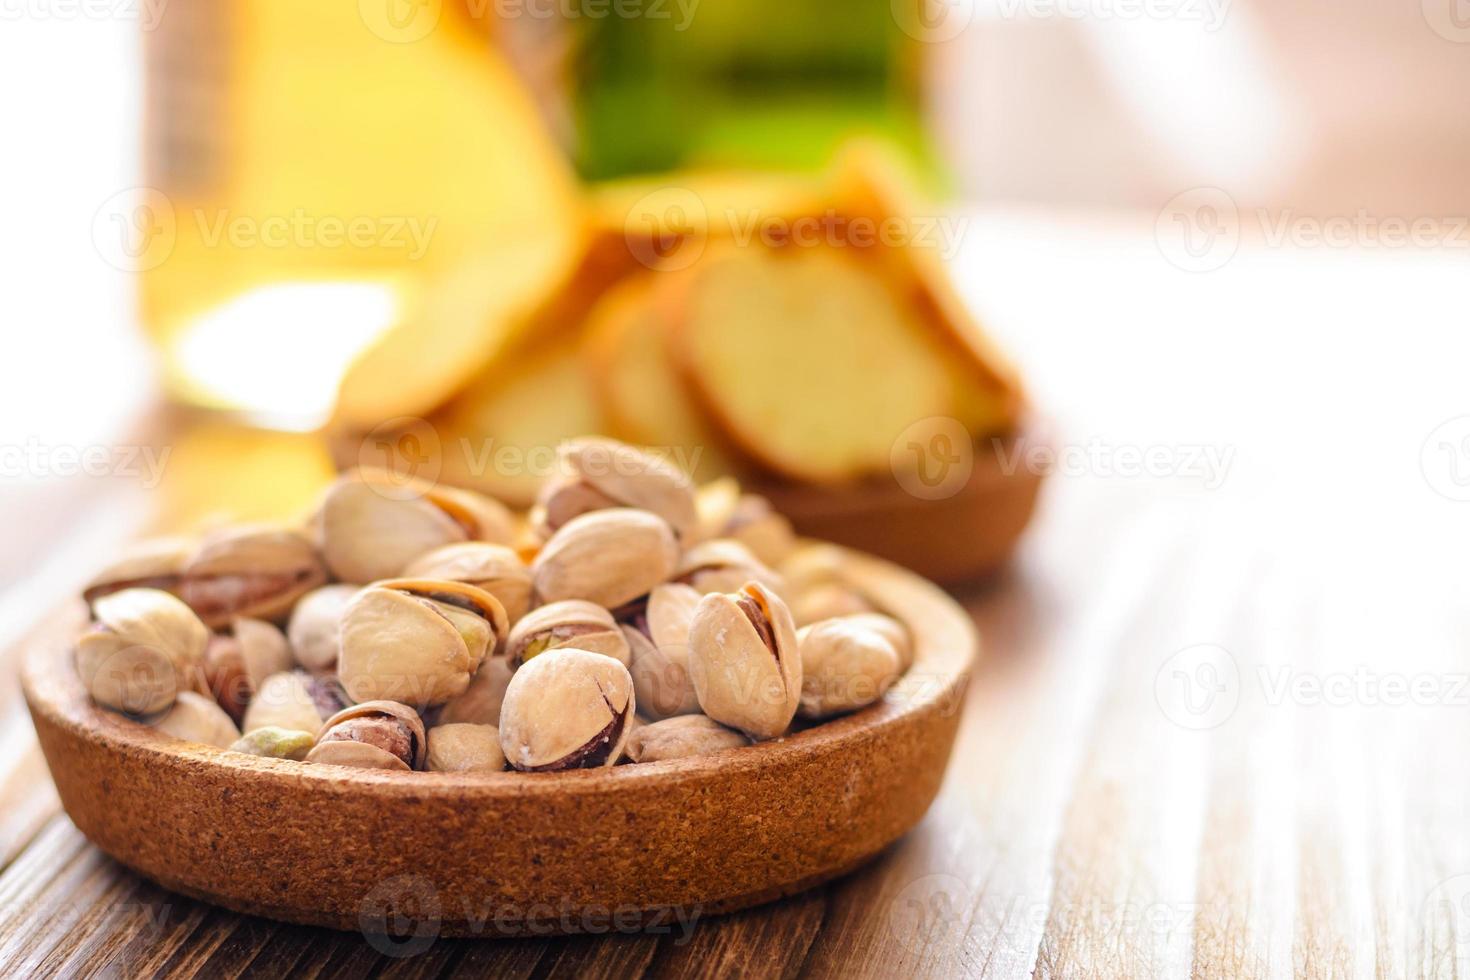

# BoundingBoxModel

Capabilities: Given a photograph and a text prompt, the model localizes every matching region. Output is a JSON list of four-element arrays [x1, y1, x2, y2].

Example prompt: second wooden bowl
[[24, 547, 976, 938]]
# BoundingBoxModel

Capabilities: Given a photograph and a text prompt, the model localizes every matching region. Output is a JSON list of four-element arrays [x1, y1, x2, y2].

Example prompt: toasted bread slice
[[435, 336, 604, 507], [582, 274, 737, 483], [672, 244, 972, 483]]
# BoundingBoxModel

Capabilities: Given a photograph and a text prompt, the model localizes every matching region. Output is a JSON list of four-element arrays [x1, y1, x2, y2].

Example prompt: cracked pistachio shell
[[437, 656, 515, 727], [625, 584, 702, 720], [156, 691, 240, 748], [229, 726, 315, 761], [795, 619, 902, 719], [507, 600, 629, 668], [675, 539, 785, 597], [778, 544, 849, 594], [555, 438, 697, 538], [242, 670, 342, 734], [77, 588, 209, 716], [687, 582, 801, 740], [308, 699, 427, 771], [177, 525, 327, 630], [82, 537, 191, 607], [337, 579, 507, 705], [624, 714, 749, 763], [404, 543, 533, 624], [499, 649, 635, 771], [426, 723, 506, 773], [316, 470, 515, 584], [286, 584, 358, 672], [531, 508, 678, 609]]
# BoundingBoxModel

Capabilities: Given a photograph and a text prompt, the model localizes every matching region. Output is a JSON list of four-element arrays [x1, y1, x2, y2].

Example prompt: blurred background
[[6, 4, 1470, 969], [1, 0, 1469, 613]]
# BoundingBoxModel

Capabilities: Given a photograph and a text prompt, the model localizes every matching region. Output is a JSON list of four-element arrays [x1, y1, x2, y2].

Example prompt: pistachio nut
[[546, 437, 697, 538], [404, 542, 533, 624], [81, 537, 191, 608], [723, 495, 796, 568], [177, 525, 328, 630], [437, 656, 514, 727], [286, 584, 358, 672], [778, 544, 849, 595], [687, 581, 801, 740], [675, 539, 784, 597], [77, 588, 209, 716], [506, 600, 630, 668], [338, 578, 507, 705], [531, 508, 678, 609], [202, 618, 292, 722], [836, 612, 912, 672], [624, 583, 701, 720], [426, 723, 505, 773], [534, 476, 619, 538], [156, 691, 240, 748], [499, 649, 635, 771], [795, 618, 902, 719], [316, 469, 515, 584], [790, 582, 873, 627], [229, 726, 315, 761], [307, 700, 427, 771], [624, 714, 749, 763], [243, 669, 347, 734]]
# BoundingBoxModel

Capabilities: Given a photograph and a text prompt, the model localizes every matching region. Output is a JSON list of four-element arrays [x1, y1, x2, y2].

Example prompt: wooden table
[[2, 214, 1467, 977]]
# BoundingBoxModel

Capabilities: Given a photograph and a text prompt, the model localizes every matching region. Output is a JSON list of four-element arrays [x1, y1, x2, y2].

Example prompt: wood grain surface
[[3, 219, 1470, 977]]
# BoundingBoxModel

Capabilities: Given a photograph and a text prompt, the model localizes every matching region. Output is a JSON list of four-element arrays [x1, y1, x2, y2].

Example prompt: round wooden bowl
[[22, 548, 976, 938], [753, 422, 1048, 585]]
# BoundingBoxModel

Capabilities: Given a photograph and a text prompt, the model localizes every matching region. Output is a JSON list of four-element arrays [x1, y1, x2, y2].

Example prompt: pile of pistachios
[[73, 438, 912, 773]]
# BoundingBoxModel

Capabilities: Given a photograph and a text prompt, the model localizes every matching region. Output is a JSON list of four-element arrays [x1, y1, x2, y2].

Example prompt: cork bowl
[[22, 547, 976, 938]]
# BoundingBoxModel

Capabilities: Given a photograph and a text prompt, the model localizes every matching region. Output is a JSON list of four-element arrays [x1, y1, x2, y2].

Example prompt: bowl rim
[[24, 545, 976, 800]]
